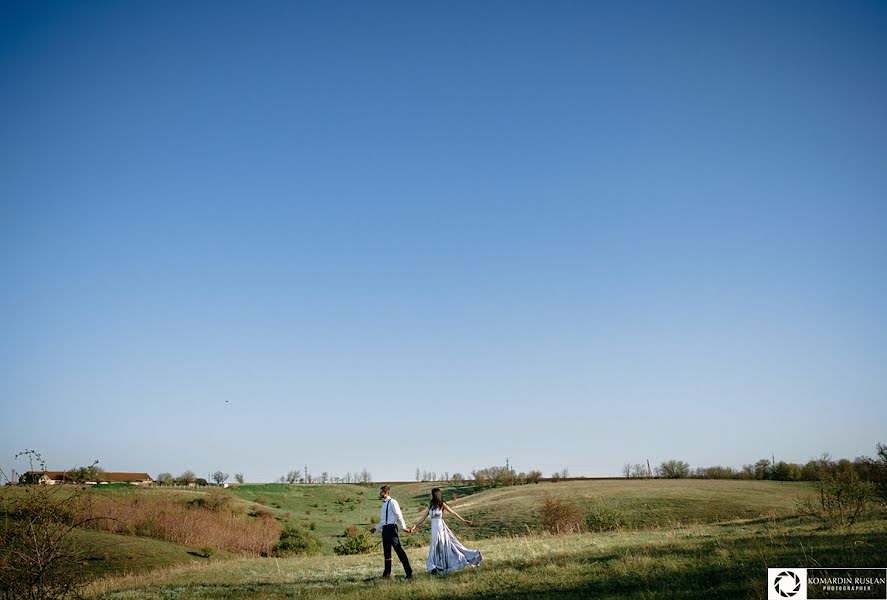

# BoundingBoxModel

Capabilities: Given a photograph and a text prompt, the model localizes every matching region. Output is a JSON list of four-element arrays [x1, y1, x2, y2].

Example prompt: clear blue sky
[[2, 1, 886, 483]]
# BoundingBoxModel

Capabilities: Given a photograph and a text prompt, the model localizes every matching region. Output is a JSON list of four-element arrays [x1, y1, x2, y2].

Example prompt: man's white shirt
[[374, 497, 407, 531]]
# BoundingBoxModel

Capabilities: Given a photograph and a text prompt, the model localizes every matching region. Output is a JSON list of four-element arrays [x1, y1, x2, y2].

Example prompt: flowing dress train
[[426, 507, 483, 575]]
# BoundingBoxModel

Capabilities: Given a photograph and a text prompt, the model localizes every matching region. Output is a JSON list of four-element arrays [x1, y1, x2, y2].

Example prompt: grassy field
[[85, 510, 887, 599], [44, 478, 884, 598]]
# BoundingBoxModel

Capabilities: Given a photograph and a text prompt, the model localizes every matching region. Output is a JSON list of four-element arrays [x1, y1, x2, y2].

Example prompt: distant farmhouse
[[19, 471, 153, 485]]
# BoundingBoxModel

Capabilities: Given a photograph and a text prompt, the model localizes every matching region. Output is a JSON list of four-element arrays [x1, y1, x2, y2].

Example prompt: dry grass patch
[[81, 494, 281, 556]]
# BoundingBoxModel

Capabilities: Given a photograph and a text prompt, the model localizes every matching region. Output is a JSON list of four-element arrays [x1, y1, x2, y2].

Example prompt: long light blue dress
[[426, 507, 483, 574]]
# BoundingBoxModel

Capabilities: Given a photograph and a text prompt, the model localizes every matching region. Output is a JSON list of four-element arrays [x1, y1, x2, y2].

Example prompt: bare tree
[[178, 470, 196, 485], [321, 472, 329, 484], [156, 472, 174, 485], [359, 468, 371, 484], [234, 473, 245, 484], [631, 464, 649, 478], [211, 471, 229, 485], [656, 460, 690, 479], [286, 470, 300, 484]]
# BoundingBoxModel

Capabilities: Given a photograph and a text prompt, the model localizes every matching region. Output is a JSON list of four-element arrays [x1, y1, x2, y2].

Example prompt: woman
[[410, 488, 483, 575]]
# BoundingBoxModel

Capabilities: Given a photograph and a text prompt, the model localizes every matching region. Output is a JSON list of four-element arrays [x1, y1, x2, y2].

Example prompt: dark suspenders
[[385, 499, 390, 524]]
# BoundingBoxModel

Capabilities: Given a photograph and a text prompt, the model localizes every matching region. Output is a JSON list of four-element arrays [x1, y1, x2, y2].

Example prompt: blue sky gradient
[[2, 1, 886, 482]]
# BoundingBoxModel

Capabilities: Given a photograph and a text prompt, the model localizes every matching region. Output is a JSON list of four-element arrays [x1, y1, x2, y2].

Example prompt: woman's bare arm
[[411, 507, 430, 530], [442, 502, 473, 525]]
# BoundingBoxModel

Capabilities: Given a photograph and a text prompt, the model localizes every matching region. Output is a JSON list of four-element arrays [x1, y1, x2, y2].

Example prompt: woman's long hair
[[429, 488, 444, 510]]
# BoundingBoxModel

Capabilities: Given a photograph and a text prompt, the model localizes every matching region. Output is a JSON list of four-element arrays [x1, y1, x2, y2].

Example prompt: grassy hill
[[85, 509, 887, 599], [230, 479, 816, 550], [31, 478, 881, 598]]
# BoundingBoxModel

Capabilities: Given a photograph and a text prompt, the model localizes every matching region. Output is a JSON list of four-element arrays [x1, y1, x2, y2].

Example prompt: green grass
[[85, 510, 887, 599], [26, 479, 881, 598], [73, 528, 229, 579], [231, 484, 380, 553], [67, 479, 820, 556]]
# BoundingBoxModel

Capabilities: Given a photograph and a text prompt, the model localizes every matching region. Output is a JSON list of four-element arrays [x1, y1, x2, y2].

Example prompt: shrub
[[540, 495, 583, 534], [188, 489, 235, 513], [796, 471, 875, 528], [585, 500, 624, 531], [273, 525, 322, 556], [333, 531, 374, 555], [194, 545, 216, 558], [856, 443, 887, 500], [0, 451, 99, 599]]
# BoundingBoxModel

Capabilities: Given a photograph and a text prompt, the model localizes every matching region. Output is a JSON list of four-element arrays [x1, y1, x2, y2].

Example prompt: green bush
[[333, 530, 374, 555], [194, 546, 216, 558], [273, 525, 322, 556], [585, 500, 624, 531]]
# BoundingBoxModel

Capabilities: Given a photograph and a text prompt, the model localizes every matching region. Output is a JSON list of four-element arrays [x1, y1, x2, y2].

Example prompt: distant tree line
[[155, 470, 208, 486], [623, 443, 887, 498], [276, 468, 372, 485], [469, 465, 545, 486], [412, 465, 561, 486]]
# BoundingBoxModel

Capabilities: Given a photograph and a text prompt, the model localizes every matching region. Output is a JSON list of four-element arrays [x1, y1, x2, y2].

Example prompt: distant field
[[20, 479, 878, 598]]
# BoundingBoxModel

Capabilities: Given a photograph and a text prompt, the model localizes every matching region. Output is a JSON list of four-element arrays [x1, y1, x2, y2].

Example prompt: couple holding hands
[[370, 485, 483, 578]]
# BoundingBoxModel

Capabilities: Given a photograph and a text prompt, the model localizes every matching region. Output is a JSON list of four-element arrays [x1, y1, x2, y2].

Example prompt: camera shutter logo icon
[[773, 570, 802, 597]]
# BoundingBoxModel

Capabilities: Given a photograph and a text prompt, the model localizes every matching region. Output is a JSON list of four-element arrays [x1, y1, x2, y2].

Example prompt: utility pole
[[646, 459, 653, 479], [304, 464, 308, 484], [506, 457, 510, 472]]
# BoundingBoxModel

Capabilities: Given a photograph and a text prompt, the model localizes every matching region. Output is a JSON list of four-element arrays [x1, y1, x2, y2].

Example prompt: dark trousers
[[381, 524, 412, 577]]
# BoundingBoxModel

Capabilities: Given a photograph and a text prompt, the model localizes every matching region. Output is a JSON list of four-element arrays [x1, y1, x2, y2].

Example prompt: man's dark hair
[[380, 485, 390, 495]]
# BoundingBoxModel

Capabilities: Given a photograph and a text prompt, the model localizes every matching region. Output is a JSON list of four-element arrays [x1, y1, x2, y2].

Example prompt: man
[[370, 485, 413, 579]]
